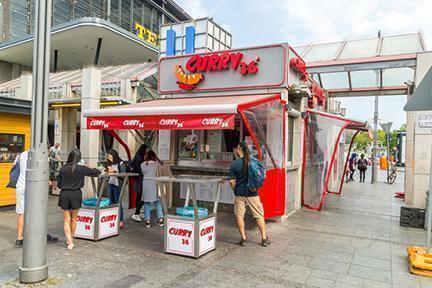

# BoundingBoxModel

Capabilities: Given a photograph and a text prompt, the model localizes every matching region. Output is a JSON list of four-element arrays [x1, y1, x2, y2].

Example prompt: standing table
[[146, 176, 226, 258], [74, 172, 138, 241]]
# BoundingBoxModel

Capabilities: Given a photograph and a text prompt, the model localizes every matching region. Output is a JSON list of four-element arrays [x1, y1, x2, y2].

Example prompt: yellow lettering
[[135, 22, 145, 40], [135, 22, 159, 47]]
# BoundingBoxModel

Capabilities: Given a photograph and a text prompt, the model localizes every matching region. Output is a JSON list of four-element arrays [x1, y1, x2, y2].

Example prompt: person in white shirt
[[14, 150, 58, 248]]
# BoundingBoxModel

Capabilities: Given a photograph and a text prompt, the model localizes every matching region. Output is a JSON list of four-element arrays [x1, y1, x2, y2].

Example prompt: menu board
[[158, 130, 171, 161], [0, 134, 25, 162]]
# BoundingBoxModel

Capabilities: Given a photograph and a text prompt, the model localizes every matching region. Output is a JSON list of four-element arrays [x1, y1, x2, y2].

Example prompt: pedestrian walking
[[106, 149, 127, 229], [10, 149, 58, 248], [229, 143, 270, 247], [357, 154, 368, 183], [58, 149, 101, 249], [348, 153, 357, 181], [140, 150, 164, 228]]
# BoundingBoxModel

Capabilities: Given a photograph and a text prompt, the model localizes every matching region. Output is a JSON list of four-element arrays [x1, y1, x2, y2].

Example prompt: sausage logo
[[175, 65, 204, 91]]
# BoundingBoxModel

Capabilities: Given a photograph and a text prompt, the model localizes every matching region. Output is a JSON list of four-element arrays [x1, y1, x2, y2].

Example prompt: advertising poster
[[98, 207, 119, 239], [74, 209, 95, 239], [166, 219, 194, 256], [199, 217, 216, 255]]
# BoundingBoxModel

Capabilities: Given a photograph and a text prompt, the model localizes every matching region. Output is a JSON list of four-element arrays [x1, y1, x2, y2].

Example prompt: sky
[[175, 0, 432, 130]]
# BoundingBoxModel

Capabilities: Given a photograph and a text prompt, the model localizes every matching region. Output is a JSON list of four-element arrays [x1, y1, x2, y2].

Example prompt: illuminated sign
[[175, 52, 260, 90], [135, 22, 159, 47]]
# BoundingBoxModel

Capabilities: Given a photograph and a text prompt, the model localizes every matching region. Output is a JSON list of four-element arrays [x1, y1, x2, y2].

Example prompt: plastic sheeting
[[240, 99, 285, 169], [302, 112, 349, 210]]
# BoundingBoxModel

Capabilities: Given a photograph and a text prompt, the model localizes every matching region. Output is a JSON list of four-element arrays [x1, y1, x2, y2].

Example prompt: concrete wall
[[405, 51, 432, 208]]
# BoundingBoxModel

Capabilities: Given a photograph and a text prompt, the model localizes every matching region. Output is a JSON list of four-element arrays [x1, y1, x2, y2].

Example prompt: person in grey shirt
[[141, 150, 164, 228]]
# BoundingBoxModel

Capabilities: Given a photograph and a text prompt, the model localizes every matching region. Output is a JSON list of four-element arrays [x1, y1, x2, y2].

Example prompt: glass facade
[[0, 0, 186, 44]]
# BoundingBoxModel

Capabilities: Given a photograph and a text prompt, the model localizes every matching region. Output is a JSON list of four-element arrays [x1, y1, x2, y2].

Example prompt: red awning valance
[[83, 94, 280, 130]]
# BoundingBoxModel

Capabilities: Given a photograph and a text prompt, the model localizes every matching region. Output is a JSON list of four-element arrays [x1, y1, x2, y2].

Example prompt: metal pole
[[427, 142, 432, 252], [19, 0, 51, 283], [371, 95, 379, 183], [386, 132, 390, 183]]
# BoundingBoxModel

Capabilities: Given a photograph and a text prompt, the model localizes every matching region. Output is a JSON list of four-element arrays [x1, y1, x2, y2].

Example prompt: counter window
[[178, 130, 199, 159], [0, 133, 24, 162], [200, 130, 239, 161]]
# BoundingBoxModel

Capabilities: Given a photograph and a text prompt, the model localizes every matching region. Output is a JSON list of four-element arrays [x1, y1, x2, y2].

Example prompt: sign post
[[380, 122, 393, 183], [19, 0, 52, 283]]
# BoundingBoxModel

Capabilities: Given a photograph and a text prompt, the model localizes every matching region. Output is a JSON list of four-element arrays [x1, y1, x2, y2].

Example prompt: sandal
[[67, 243, 75, 250], [144, 221, 151, 228], [238, 238, 247, 247]]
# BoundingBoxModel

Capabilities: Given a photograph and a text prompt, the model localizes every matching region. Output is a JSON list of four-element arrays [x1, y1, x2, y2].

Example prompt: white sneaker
[[131, 214, 142, 222]]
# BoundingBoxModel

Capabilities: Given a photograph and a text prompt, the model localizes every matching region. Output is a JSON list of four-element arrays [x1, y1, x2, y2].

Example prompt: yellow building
[[0, 98, 31, 207]]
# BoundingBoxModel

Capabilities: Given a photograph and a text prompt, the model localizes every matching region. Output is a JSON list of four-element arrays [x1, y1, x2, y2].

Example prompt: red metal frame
[[307, 53, 417, 68], [158, 44, 288, 94], [301, 110, 367, 211], [327, 130, 360, 195]]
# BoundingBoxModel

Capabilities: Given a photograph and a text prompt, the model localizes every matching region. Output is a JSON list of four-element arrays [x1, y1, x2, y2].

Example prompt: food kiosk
[[82, 43, 330, 257], [84, 43, 312, 220]]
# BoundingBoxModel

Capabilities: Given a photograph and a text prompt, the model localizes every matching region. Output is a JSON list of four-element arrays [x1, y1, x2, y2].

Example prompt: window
[[0, 134, 25, 163], [120, 0, 132, 31], [200, 130, 238, 161], [143, 2, 152, 29], [9, 0, 30, 39], [287, 116, 295, 164], [53, 0, 72, 26], [110, 0, 120, 26], [178, 130, 199, 159], [132, 0, 143, 27]]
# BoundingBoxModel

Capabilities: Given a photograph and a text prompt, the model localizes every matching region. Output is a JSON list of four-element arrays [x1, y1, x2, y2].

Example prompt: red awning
[[83, 94, 280, 130]]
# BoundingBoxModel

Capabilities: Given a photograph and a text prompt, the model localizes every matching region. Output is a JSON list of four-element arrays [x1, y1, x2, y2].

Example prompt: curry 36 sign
[[174, 52, 260, 90], [159, 44, 289, 93]]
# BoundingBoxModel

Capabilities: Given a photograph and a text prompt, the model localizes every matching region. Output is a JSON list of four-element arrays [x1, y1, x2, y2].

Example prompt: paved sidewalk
[[1, 169, 431, 288]]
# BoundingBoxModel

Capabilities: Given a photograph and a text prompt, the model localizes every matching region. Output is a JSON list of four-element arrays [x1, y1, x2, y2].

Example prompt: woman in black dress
[[58, 149, 101, 249]]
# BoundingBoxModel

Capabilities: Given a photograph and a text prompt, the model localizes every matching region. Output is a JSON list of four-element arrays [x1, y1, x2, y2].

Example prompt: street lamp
[[19, 0, 52, 283]]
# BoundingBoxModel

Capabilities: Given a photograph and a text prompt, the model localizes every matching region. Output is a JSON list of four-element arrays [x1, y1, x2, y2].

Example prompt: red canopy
[[83, 94, 280, 130]]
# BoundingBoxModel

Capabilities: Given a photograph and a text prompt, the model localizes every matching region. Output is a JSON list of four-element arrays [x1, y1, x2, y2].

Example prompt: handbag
[[7, 154, 21, 188]]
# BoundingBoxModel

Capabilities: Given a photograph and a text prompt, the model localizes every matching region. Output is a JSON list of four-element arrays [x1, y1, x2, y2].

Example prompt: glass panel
[[9, 0, 30, 39], [178, 130, 198, 159], [195, 19, 206, 33], [160, 25, 169, 39], [207, 20, 214, 34], [195, 34, 206, 48], [53, 0, 72, 26], [383, 67, 414, 86], [132, 0, 143, 27], [110, 0, 120, 26], [320, 72, 349, 89], [143, 2, 152, 29], [303, 42, 343, 62], [90, 0, 104, 18], [120, 0, 132, 31], [73, 0, 91, 18], [200, 130, 238, 161], [175, 36, 182, 51], [381, 34, 423, 55], [287, 116, 295, 164], [226, 34, 231, 47], [339, 38, 378, 59], [0, 133, 25, 163], [207, 35, 213, 50], [350, 70, 380, 88], [214, 25, 220, 40], [293, 45, 309, 57]]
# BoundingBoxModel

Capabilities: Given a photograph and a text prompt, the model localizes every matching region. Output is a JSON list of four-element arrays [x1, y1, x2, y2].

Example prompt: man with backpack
[[228, 143, 270, 247]]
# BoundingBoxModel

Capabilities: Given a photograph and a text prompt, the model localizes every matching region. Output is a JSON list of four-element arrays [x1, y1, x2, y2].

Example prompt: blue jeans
[[108, 184, 123, 222], [143, 200, 163, 221]]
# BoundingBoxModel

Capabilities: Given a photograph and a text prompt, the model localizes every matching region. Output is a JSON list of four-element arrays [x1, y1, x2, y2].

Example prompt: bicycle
[[388, 162, 397, 184]]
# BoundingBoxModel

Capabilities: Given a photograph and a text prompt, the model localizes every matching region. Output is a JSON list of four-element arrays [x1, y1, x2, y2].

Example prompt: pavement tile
[[351, 255, 391, 271], [334, 275, 364, 288], [348, 264, 392, 283], [308, 258, 350, 274], [363, 280, 392, 288]]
